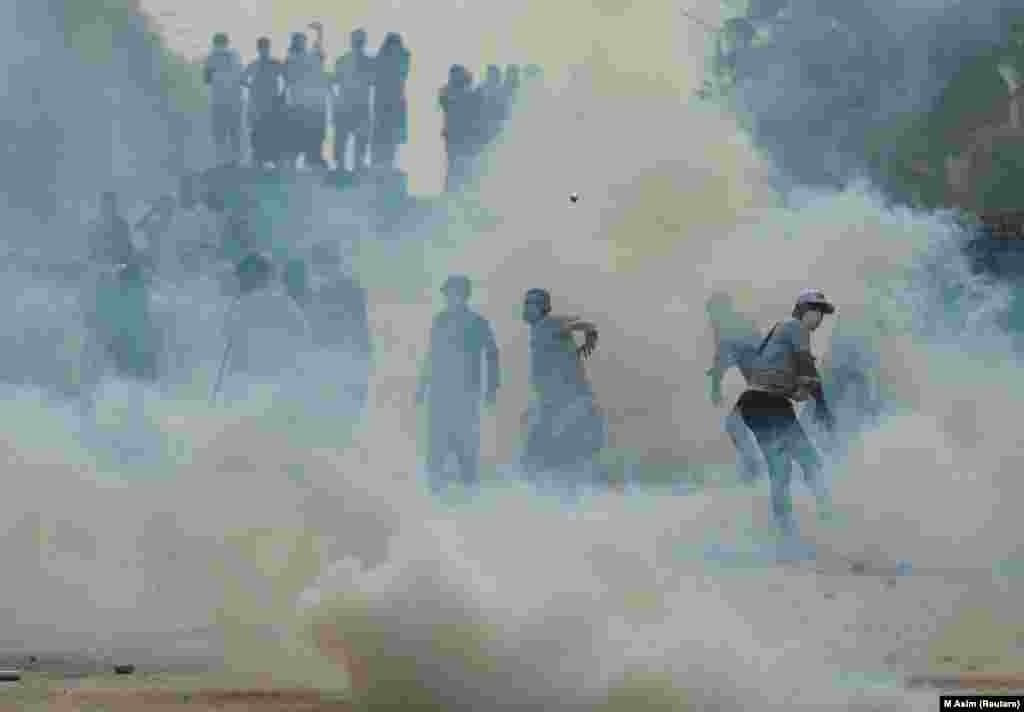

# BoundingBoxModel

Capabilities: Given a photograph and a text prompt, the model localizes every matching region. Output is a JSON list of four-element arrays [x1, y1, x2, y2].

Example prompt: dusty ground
[[0, 670, 351, 711], [2, 495, 1021, 711]]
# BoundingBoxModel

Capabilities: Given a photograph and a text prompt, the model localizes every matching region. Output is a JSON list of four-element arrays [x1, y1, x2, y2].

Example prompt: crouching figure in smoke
[[213, 253, 311, 405], [705, 291, 767, 484], [738, 289, 837, 555], [818, 311, 885, 439], [520, 288, 606, 494]]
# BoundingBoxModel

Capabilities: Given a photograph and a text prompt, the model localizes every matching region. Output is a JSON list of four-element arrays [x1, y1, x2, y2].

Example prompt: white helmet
[[794, 289, 835, 314]]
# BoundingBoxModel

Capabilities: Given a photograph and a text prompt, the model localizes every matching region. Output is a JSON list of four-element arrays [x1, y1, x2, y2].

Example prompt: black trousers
[[292, 105, 327, 168]]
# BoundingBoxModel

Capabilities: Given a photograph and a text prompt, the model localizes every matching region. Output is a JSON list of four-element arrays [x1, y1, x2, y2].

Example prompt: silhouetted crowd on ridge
[[202, 23, 542, 192]]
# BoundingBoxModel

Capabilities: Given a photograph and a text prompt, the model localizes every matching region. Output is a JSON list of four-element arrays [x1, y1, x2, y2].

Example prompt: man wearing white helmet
[[738, 289, 837, 553]]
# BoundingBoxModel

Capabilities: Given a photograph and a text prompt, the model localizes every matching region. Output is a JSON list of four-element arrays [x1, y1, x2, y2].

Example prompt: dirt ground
[[0, 671, 352, 711]]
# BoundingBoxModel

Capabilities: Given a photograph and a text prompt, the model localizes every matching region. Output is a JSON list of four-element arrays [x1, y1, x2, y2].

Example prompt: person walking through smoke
[[204, 33, 244, 166], [332, 29, 375, 174], [737, 289, 837, 557], [520, 288, 605, 495], [78, 256, 161, 412], [416, 275, 499, 494]]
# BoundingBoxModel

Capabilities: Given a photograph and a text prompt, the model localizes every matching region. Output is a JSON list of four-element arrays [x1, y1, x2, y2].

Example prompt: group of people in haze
[[416, 277, 603, 497], [82, 169, 880, 558], [203, 22, 541, 191], [82, 179, 607, 504], [66, 16, 891, 561], [415, 275, 885, 557], [81, 174, 372, 415], [203, 24, 408, 174]]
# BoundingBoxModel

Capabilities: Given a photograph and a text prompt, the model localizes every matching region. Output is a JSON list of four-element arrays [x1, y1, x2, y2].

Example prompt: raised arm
[[310, 22, 325, 54]]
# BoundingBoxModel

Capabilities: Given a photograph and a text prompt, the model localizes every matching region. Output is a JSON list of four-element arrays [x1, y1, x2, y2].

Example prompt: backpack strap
[[757, 322, 779, 356]]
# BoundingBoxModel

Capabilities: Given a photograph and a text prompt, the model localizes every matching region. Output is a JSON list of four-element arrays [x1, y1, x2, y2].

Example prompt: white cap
[[795, 289, 835, 314]]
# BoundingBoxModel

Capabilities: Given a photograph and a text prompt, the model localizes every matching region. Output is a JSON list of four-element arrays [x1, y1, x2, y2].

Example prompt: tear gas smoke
[[0, 1, 1020, 710]]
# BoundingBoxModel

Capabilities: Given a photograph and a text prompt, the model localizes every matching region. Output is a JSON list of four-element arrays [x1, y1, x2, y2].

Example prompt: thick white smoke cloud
[[1, 1, 1021, 710]]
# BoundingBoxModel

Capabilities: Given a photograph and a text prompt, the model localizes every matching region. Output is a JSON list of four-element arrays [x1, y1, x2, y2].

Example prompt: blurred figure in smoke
[[820, 314, 884, 438], [283, 257, 312, 310], [251, 92, 298, 172], [332, 28, 375, 174], [372, 33, 411, 169], [135, 195, 178, 279], [502, 64, 522, 115], [217, 197, 265, 266], [87, 191, 138, 268], [81, 258, 160, 389], [739, 289, 836, 555], [203, 33, 244, 166], [705, 291, 767, 484], [25, 86, 62, 224], [285, 25, 329, 171], [715, 17, 757, 89], [520, 288, 605, 494], [480, 64, 505, 145], [439, 65, 483, 192], [997, 20, 1024, 129], [243, 37, 285, 164], [174, 174, 221, 276], [308, 241, 371, 355], [417, 275, 499, 494], [216, 252, 311, 404], [308, 241, 371, 411]]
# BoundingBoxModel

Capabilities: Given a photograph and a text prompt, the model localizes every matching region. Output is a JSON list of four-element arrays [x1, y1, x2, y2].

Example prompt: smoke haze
[[0, 1, 1021, 710]]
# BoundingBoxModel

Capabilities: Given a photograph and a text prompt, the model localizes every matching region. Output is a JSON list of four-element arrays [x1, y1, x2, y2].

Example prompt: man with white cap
[[737, 288, 837, 554]]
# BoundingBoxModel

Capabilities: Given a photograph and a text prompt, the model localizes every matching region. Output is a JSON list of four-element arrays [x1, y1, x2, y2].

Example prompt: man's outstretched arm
[[560, 317, 598, 359]]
